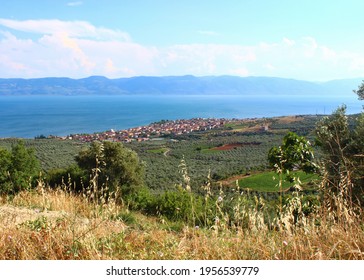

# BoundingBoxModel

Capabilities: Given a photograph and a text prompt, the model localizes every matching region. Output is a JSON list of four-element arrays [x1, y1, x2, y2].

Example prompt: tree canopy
[[268, 132, 317, 181], [0, 140, 40, 194], [75, 141, 145, 197], [315, 105, 364, 197]]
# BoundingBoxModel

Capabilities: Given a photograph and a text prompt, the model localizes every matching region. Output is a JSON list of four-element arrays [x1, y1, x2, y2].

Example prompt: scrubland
[[0, 171, 362, 260]]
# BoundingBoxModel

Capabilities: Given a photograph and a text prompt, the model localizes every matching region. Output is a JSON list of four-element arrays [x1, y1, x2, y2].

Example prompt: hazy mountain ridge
[[0, 75, 362, 96]]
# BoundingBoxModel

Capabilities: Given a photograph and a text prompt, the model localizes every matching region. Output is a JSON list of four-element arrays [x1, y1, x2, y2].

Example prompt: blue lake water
[[0, 94, 362, 138]]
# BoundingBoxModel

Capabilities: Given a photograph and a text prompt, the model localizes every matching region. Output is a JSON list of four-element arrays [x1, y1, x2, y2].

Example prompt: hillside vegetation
[[1, 84, 364, 259], [0, 114, 325, 191], [0, 176, 362, 260]]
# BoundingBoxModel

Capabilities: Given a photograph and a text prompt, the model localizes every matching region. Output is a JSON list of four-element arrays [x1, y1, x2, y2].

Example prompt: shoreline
[[2, 114, 326, 142], [2, 112, 362, 141]]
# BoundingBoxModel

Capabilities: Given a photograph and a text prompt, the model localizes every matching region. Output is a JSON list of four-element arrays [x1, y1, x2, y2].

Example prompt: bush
[[129, 186, 214, 226], [46, 165, 86, 191], [128, 186, 158, 214]]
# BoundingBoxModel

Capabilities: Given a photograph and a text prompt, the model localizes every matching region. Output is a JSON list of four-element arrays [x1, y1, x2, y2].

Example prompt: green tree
[[75, 141, 145, 198], [268, 132, 317, 214], [0, 140, 41, 194], [315, 105, 364, 200], [315, 106, 351, 186], [351, 113, 364, 191], [352, 81, 364, 195], [268, 132, 317, 180], [0, 148, 12, 193], [10, 140, 41, 193], [353, 80, 364, 101]]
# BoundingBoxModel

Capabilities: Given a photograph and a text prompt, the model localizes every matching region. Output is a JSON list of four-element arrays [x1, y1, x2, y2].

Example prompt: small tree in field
[[268, 132, 317, 181], [268, 132, 317, 215]]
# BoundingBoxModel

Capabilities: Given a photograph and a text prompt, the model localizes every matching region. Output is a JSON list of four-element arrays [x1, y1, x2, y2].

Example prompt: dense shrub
[[129, 186, 217, 226], [46, 164, 86, 191]]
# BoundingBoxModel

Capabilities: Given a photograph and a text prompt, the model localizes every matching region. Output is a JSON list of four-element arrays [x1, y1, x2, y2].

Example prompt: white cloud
[[264, 63, 276, 71], [67, 1, 83, 6], [283, 37, 295, 47], [230, 67, 250, 76], [348, 53, 364, 73], [158, 44, 257, 76], [320, 46, 337, 61], [104, 58, 118, 74], [302, 37, 318, 58], [40, 32, 95, 72], [1, 18, 364, 80], [0, 18, 130, 41]]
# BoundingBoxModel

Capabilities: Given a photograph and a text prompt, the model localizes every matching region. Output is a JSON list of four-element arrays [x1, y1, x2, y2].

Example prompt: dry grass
[[274, 116, 305, 124], [0, 176, 363, 260]]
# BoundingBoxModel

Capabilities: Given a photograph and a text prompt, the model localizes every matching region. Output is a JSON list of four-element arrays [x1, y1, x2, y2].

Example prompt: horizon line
[[1, 75, 364, 83]]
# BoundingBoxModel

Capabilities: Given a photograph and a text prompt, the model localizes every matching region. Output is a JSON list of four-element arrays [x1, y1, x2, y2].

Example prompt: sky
[[1, 0, 364, 81]]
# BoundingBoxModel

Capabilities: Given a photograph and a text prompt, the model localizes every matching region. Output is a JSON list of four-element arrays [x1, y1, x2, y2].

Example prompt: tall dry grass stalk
[[0, 163, 363, 260]]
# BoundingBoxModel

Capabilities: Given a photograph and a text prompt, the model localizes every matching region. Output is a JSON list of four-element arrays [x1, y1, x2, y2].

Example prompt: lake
[[0, 94, 362, 138]]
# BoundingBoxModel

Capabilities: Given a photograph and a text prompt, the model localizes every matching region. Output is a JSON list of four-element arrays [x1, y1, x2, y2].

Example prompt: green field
[[224, 122, 249, 130], [238, 171, 320, 192], [147, 147, 169, 154]]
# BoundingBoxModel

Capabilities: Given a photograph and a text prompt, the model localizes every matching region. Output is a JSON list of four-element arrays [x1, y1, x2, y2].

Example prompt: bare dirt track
[[0, 205, 70, 227], [217, 174, 251, 186]]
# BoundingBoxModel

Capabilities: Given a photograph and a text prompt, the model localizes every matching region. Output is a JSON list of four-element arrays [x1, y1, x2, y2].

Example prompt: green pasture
[[147, 147, 169, 154], [238, 171, 320, 192], [224, 122, 248, 130]]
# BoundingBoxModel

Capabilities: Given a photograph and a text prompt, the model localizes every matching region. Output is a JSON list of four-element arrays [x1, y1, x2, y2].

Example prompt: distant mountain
[[0, 75, 362, 96]]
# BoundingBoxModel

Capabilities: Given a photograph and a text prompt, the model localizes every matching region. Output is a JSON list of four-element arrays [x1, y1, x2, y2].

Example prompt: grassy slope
[[0, 184, 362, 260]]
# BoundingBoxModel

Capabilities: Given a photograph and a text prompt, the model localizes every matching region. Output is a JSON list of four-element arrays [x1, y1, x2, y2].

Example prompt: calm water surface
[[0, 94, 362, 138]]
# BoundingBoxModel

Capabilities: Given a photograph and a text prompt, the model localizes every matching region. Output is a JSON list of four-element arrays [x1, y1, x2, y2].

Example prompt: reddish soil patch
[[212, 143, 243, 151], [212, 142, 261, 151]]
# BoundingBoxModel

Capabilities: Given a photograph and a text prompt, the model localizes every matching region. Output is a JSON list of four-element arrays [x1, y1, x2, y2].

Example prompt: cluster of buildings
[[67, 118, 227, 143]]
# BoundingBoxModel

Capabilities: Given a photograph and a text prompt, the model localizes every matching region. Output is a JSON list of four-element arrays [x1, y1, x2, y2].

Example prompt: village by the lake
[[64, 118, 228, 142]]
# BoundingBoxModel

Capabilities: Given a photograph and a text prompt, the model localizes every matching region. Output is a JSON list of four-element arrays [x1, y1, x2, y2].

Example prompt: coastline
[[0, 114, 327, 142]]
